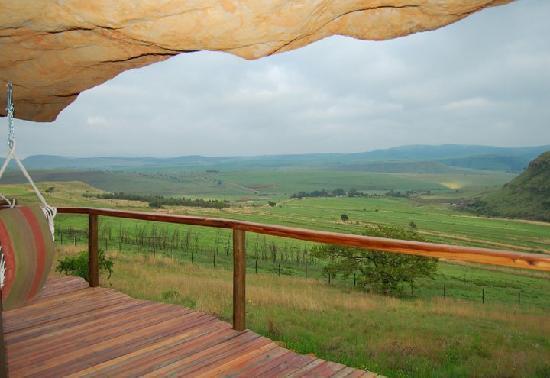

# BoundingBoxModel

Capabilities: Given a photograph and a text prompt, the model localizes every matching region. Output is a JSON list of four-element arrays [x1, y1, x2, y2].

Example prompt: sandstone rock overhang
[[0, 0, 512, 122]]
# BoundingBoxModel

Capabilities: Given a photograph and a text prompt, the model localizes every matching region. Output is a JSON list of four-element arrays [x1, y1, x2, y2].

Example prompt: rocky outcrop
[[0, 0, 512, 122]]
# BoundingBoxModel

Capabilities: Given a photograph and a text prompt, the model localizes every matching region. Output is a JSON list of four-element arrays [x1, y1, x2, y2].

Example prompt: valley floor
[[3, 178, 549, 377]]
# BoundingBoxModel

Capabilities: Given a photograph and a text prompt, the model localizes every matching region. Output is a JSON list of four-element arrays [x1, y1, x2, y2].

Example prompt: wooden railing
[[57, 207, 550, 331]]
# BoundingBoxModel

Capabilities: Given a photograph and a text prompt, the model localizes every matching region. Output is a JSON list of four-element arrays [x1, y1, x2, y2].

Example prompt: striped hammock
[[0, 206, 55, 310], [0, 83, 57, 311]]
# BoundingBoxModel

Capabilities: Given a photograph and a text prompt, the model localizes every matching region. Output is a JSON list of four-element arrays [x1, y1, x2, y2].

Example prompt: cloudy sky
[[6, 0, 550, 157]]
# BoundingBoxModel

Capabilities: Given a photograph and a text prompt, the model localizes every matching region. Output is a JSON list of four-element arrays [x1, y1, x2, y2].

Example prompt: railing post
[[232, 228, 246, 331], [88, 213, 99, 287]]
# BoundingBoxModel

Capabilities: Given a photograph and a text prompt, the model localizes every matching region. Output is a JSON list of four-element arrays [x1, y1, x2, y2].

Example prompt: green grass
[[4, 173, 550, 377], [1, 167, 515, 198], [53, 250, 549, 378]]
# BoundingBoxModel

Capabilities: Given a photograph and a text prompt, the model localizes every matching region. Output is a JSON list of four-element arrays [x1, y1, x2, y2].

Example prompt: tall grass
[[53, 247, 550, 378]]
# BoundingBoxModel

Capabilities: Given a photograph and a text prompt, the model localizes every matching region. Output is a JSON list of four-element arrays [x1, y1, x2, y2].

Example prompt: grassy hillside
[[440, 154, 533, 172], [464, 151, 550, 221]]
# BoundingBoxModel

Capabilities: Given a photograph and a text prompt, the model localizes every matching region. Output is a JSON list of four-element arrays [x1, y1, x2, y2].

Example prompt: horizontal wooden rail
[[60, 206, 550, 331], [58, 207, 550, 272]]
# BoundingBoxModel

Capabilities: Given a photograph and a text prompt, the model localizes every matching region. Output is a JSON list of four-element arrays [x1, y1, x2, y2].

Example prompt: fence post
[[88, 213, 99, 287], [233, 228, 246, 331]]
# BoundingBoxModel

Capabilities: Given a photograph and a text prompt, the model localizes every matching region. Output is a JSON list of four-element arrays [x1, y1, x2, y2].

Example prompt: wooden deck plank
[[9, 307, 203, 371], [195, 342, 280, 377], [7, 302, 176, 361], [69, 322, 233, 376], [142, 331, 263, 376], [241, 347, 325, 378], [230, 346, 295, 376], [267, 353, 321, 377], [167, 335, 274, 376], [3, 277, 375, 377], [31, 315, 219, 377], [5, 300, 148, 344], [4, 293, 134, 334], [96, 326, 238, 376], [287, 359, 327, 377]]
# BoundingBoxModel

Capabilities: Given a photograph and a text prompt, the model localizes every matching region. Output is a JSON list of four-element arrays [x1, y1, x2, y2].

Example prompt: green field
[[2, 167, 549, 377], [1, 167, 515, 198]]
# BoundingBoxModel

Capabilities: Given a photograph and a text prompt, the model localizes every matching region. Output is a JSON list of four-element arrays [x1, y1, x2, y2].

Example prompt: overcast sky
[[5, 0, 550, 158]]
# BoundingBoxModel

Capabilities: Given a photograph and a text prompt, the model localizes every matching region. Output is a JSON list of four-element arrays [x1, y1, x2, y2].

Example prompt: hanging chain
[[6, 82, 15, 150]]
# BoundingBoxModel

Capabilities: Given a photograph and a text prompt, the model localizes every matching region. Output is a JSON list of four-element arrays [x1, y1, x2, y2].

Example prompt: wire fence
[[55, 224, 546, 308]]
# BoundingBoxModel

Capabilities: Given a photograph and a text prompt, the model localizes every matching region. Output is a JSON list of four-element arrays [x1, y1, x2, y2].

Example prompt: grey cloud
[[2, 0, 549, 157]]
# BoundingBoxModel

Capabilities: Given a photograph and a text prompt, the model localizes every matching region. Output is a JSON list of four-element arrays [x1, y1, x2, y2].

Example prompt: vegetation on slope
[[463, 151, 550, 221]]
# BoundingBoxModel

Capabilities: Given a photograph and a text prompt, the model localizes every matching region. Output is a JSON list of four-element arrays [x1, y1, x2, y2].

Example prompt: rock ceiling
[[0, 0, 511, 122]]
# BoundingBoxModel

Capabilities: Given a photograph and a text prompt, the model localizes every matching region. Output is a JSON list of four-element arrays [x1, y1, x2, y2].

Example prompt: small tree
[[340, 214, 349, 222], [313, 224, 437, 295]]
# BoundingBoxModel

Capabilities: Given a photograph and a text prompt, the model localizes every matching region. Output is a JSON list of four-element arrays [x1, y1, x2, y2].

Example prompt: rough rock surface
[[0, 0, 511, 122]]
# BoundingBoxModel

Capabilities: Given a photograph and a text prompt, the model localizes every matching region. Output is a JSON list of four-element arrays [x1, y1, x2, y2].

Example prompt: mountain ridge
[[19, 144, 550, 172]]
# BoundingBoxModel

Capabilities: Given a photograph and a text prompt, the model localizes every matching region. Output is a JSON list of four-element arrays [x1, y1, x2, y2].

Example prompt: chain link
[[1, 82, 56, 239], [6, 82, 15, 150]]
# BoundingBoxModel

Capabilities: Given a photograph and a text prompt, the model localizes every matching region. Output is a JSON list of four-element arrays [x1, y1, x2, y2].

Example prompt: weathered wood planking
[[3, 277, 376, 377], [57, 207, 550, 271]]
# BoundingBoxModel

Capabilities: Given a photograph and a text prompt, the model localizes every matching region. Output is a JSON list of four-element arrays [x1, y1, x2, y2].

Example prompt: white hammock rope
[[0, 250, 5, 289], [0, 82, 56, 239]]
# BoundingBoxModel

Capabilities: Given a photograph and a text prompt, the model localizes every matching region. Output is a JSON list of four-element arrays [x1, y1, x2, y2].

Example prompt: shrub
[[56, 250, 113, 282], [313, 224, 437, 295]]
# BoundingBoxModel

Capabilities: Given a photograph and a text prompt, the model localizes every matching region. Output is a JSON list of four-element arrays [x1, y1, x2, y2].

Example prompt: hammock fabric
[[0, 206, 55, 310]]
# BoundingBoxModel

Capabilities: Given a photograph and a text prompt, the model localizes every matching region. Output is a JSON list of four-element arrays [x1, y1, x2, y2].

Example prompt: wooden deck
[[3, 277, 375, 377]]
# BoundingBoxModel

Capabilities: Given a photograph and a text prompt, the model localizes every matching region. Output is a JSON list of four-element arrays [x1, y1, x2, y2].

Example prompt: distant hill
[[19, 144, 549, 173], [353, 144, 549, 162], [439, 154, 534, 172], [461, 151, 550, 221]]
